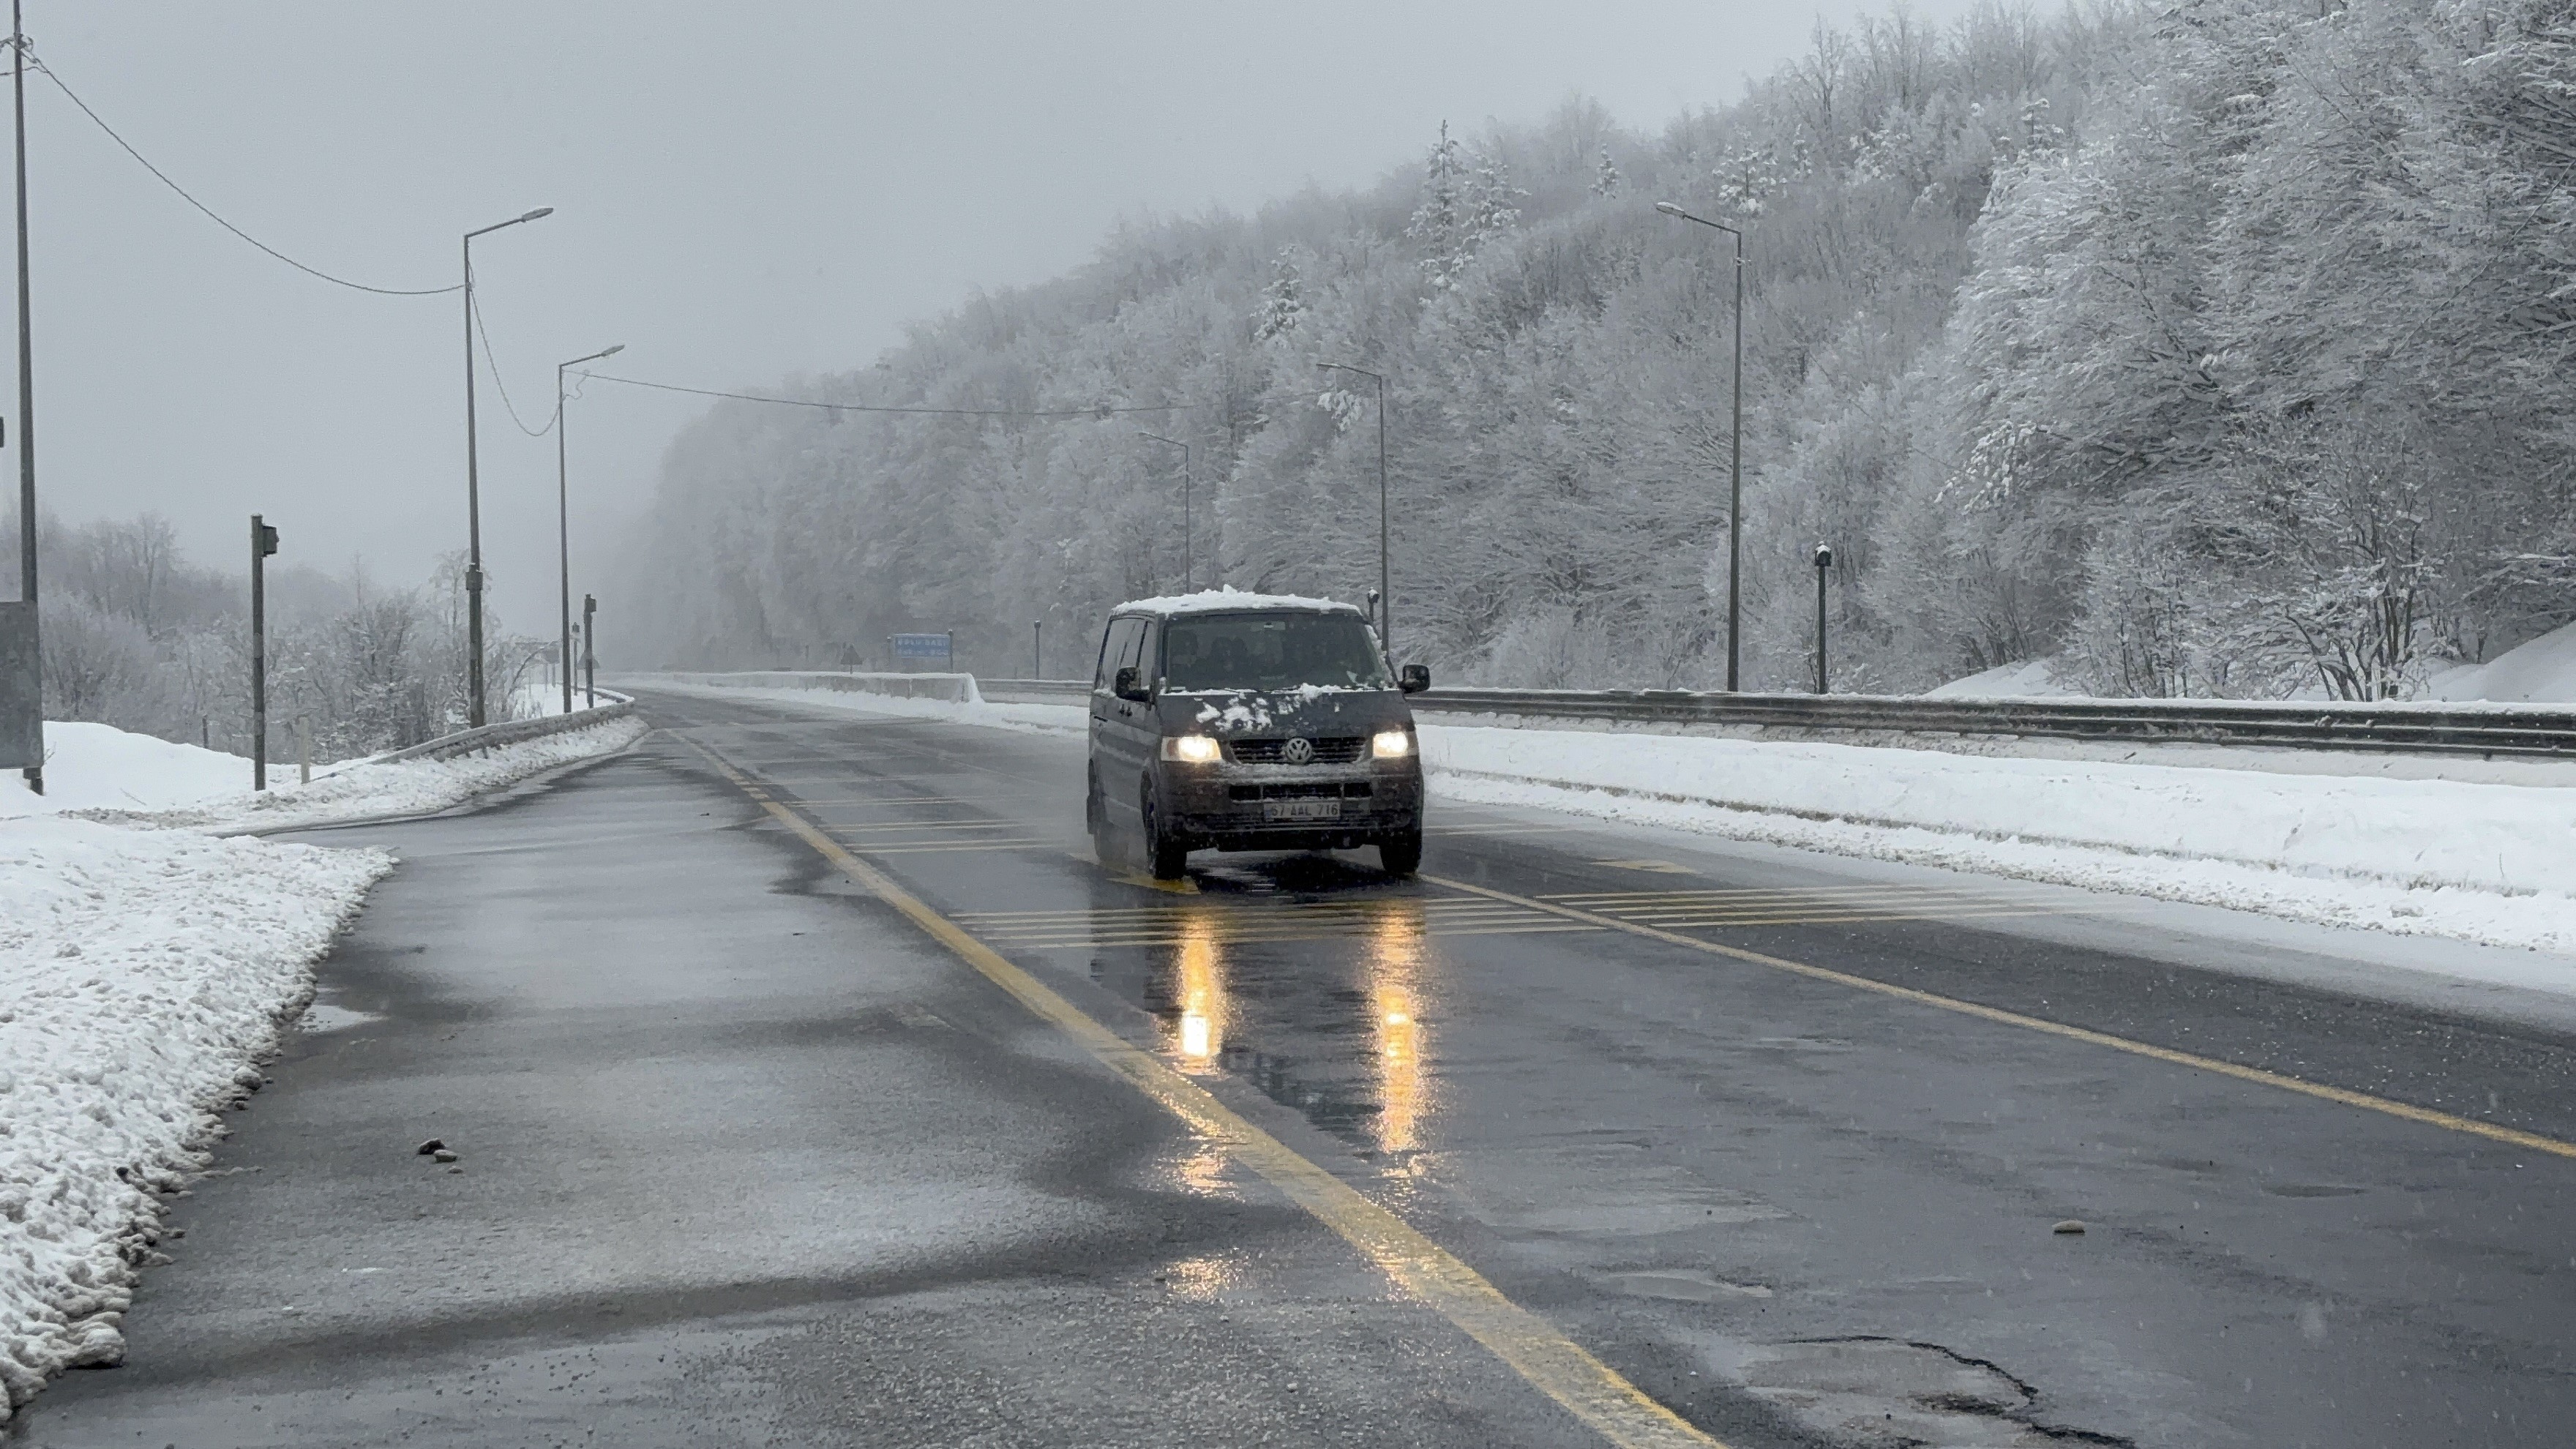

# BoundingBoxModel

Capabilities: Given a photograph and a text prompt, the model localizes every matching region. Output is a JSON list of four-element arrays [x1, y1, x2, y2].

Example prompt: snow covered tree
[[1408, 121, 1474, 290], [1592, 144, 1621, 198], [1252, 244, 1305, 342]]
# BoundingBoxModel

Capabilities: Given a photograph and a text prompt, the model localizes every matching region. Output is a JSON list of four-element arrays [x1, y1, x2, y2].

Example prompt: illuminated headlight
[[1371, 730, 1413, 759], [1161, 734, 1221, 763]]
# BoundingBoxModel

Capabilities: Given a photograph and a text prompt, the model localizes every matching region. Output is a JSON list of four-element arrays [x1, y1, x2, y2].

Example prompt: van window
[[1094, 618, 1143, 691], [1163, 613, 1391, 691]]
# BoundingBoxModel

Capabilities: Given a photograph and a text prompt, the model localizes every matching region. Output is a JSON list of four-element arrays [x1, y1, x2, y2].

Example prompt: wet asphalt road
[[18, 687, 2576, 1448]]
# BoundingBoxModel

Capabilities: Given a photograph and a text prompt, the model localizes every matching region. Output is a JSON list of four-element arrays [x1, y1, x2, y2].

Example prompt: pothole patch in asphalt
[[1704, 1336, 2132, 1448], [1598, 1268, 1773, 1302]]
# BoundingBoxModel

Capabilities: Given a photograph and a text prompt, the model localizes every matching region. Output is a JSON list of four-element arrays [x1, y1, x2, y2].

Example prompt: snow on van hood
[[1172, 684, 1396, 735]]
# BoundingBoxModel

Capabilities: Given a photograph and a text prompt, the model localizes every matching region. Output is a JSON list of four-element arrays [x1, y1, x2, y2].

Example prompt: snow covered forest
[[624, 0, 2576, 698], [4, 514, 551, 758]]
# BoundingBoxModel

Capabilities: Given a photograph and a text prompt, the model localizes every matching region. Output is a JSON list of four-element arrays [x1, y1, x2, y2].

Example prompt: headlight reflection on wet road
[[1368, 902, 1431, 1159]]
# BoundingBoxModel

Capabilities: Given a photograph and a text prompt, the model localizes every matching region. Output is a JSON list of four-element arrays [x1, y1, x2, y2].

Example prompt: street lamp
[[462, 205, 552, 727], [1136, 431, 1192, 591], [557, 343, 622, 714], [1655, 200, 1747, 692], [1314, 361, 1391, 656], [1812, 542, 1834, 694]]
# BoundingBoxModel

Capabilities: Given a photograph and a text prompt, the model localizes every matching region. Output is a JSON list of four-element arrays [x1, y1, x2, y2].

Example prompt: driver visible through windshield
[[1164, 613, 1390, 692]]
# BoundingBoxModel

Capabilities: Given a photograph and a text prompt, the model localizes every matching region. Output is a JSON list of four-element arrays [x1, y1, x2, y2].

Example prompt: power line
[[572, 371, 1197, 419], [469, 282, 557, 437], [31, 53, 458, 297]]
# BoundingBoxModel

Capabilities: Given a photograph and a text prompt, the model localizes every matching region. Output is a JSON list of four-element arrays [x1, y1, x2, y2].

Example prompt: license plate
[[1263, 798, 1341, 822]]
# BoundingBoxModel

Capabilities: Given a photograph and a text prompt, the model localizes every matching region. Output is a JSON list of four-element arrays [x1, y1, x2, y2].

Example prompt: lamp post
[[1136, 432, 1191, 591], [462, 206, 552, 727], [11, 0, 37, 795], [1811, 542, 1833, 694], [1655, 201, 1747, 693], [556, 343, 623, 714], [1314, 362, 1390, 656]]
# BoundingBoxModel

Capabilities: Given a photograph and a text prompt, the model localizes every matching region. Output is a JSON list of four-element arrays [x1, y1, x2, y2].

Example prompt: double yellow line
[[683, 736, 1726, 1449]]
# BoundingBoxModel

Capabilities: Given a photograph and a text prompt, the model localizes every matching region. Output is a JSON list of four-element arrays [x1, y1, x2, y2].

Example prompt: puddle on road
[[295, 1002, 384, 1033], [1599, 1269, 1773, 1303]]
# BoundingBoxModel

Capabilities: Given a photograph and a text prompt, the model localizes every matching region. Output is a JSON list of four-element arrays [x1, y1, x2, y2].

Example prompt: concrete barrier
[[647, 671, 984, 704]]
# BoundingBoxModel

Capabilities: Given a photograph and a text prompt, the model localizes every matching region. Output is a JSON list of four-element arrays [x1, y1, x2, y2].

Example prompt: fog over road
[[20, 689, 2576, 1448]]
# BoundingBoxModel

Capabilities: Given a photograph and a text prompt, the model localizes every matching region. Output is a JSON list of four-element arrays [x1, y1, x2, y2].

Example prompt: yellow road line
[[850, 835, 1061, 845], [1428, 874, 2576, 1162], [824, 820, 1033, 834], [683, 735, 1723, 1449]]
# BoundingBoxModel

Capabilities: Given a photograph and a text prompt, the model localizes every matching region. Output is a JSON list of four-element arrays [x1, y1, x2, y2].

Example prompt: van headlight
[[1161, 734, 1221, 763], [1371, 730, 1413, 759]]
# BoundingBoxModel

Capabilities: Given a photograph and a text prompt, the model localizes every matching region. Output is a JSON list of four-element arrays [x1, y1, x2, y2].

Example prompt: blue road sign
[[891, 632, 953, 664]]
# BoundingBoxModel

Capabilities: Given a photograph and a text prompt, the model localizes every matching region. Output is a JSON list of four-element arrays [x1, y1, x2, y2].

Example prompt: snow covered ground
[[4, 713, 649, 834], [0, 711, 648, 1425], [1420, 727, 2576, 961]]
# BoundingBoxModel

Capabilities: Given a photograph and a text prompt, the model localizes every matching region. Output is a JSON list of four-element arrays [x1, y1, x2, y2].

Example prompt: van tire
[[1085, 765, 1106, 839], [1141, 782, 1190, 880], [1378, 829, 1423, 877]]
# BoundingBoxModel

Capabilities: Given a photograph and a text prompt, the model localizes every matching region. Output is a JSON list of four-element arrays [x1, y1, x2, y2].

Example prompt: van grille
[[1228, 782, 1374, 801], [1228, 736, 1368, 765]]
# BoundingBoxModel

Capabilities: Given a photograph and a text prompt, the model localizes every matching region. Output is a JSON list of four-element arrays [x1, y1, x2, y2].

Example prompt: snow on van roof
[[1112, 586, 1362, 617]]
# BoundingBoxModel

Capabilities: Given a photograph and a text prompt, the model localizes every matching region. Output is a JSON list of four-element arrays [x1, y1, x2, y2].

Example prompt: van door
[[1090, 616, 1146, 813]]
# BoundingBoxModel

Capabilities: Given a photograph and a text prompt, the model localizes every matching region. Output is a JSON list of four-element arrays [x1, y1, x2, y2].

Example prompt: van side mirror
[[1398, 663, 1431, 694], [1114, 665, 1153, 703]]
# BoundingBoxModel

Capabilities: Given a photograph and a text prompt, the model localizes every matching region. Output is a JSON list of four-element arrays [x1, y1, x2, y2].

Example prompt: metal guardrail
[[966, 678, 2576, 759], [1407, 687, 2576, 759], [377, 697, 636, 763]]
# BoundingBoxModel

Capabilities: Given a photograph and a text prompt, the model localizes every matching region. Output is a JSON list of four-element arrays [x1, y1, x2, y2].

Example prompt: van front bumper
[[1156, 762, 1423, 848]]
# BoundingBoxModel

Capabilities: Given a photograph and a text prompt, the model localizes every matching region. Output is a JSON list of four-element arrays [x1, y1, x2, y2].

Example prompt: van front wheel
[[1377, 829, 1423, 877], [1141, 782, 1190, 880]]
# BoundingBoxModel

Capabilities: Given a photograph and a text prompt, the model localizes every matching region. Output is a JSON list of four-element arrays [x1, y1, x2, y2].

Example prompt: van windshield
[[1162, 613, 1390, 692]]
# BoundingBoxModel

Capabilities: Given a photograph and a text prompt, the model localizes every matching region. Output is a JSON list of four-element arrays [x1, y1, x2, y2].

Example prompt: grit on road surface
[[18, 686, 2576, 1448]]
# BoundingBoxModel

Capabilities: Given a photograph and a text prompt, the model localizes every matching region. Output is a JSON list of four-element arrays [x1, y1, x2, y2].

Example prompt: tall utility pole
[[555, 343, 621, 714], [1314, 362, 1390, 657], [1136, 432, 1191, 591], [12, 0, 37, 795], [250, 515, 278, 790], [461, 206, 551, 727], [1655, 201, 1748, 692]]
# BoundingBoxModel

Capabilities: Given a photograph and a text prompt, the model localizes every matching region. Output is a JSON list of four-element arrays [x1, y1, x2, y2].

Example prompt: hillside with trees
[[622, 0, 2576, 699]]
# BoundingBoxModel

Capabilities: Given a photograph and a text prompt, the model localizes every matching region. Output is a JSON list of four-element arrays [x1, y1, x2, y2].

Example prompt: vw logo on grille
[[1281, 737, 1317, 765]]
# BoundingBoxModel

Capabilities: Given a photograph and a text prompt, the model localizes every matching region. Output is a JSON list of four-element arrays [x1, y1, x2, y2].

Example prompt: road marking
[[681, 735, 1723, 1449], [843, 839, 1057, 855], [1428, 874, 2576, 1162], [823, 819, 1034, 834], [1592, 859, 1700, 873]]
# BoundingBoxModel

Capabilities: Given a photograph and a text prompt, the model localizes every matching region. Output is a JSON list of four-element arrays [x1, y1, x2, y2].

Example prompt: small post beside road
[[582, 594, 597, 708], [1813, 542, 1834, 694], [1033, 620, 1042, 678], [251, 514, 279, 790], [296, 714, 310, 786]]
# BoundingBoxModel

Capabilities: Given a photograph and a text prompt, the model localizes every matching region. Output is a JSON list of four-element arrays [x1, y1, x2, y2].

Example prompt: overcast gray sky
[[13, 0, 1978, 632]]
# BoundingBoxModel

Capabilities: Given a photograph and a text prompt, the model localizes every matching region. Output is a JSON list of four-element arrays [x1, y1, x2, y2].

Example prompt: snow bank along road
[[16, 686, 2575, 1447], [0, 714, 647, 1431]]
